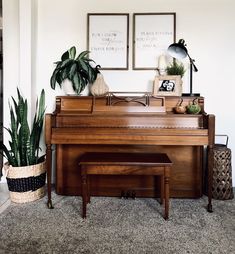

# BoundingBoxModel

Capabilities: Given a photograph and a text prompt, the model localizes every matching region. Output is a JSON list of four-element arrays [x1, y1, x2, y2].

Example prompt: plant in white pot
[[50, 46, 100, 95], [1, 88, 46, 203]]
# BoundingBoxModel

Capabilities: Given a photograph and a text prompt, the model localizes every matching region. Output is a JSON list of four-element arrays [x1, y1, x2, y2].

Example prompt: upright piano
[[45, 92, 215, 211]]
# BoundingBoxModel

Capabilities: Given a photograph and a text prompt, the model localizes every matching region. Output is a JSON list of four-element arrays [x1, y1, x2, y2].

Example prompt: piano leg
[[81, 173, 88, 218], [207, 146, 213, 213], [46, 144, 54, 209]]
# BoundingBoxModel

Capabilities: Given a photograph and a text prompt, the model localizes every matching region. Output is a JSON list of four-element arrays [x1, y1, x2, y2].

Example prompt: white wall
[[2, 0, 235, 185]]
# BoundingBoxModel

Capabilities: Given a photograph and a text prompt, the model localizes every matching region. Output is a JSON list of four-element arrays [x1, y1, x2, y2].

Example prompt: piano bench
[[79, 152, 172, 220]]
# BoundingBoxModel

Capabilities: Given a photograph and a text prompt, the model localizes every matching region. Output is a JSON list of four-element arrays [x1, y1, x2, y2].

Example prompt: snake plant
[[1, 88, 46, 167], [50, 46, 100, 94]]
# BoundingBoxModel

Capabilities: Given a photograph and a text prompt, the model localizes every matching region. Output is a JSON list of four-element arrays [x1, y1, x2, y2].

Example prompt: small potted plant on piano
[[50, 46, 100, 95], [1, 88, 46, 203], [166, 60, 186, 78]]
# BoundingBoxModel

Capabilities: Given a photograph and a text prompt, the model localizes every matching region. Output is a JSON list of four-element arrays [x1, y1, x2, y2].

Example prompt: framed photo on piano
[[153, 75, 182, 96]]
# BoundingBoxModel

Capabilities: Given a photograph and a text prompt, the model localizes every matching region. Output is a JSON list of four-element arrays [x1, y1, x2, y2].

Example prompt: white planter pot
[[62, 79, 77, 95]]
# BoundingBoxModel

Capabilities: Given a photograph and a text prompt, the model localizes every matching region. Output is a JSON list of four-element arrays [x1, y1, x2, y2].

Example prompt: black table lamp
[[167, 39, 200, 97]]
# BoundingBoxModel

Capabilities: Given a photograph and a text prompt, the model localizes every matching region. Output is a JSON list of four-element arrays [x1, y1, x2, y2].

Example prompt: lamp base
[[182, 93, 200, 97]]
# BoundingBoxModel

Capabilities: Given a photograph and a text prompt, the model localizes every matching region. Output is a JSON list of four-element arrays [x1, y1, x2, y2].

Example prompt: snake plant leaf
[[29, 90, 45, 164], [0, 142, 16, 166], [37, 89, 45, 120], [8, 108, 20, 166], [18, 102, 30, 166]]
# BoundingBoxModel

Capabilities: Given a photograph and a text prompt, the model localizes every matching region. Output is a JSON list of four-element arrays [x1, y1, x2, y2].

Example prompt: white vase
[[90, 74, 109, 96], [62, 79, 76, 95]]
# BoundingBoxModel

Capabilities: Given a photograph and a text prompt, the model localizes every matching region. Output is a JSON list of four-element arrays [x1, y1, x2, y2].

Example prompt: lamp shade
[[167, 39, 188, 59]]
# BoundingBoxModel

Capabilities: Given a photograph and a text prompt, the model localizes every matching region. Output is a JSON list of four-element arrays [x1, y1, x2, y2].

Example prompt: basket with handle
[[212, 135, 234, 200]]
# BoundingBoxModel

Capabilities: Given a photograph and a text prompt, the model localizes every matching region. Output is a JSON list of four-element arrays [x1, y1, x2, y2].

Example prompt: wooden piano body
[[45, 93, 215, 210]]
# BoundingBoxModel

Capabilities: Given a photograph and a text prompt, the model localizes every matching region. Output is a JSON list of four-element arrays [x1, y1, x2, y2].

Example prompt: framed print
[[153, 75, 182, 96], [87, 13, 129, 70], [133, 13, 176, 70]]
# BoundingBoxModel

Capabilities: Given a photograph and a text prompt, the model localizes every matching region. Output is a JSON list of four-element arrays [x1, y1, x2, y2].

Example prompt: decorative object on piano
[[166, 60, 186, 78], [187, 98, 201, 114], [168, 39, 200, 97], [90, 73, 109, 96], [174, 98, 186, 114], [50, 46, 100, 95], [153, 75, 182, 96], [61, 79, 77, 96], [103, 92, 166, 113], [1, 88, 46, 203], [157, 54, 167, 75]]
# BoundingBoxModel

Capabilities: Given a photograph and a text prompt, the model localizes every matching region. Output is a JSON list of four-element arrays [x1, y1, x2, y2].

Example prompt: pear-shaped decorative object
[[90, 73, 109, 96], [187, 98, 201, 114], [174, 98, 186, 114]]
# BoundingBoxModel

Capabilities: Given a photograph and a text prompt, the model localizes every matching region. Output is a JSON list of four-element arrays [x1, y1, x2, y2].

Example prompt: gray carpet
[[0, 192, 234, 254]]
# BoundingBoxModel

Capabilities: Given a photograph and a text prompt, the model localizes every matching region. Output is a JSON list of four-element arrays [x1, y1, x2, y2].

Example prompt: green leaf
[[68, 63, 77, 80], [76, 50, 90, 61], [71, 72, 82, 94], [59, 59, 74, 69], [50, 68, 60, 89], [61, 51, 69, 61], [68, 46, 76, 59]]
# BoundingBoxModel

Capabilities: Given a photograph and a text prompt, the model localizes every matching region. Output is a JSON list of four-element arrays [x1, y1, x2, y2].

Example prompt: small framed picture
[[153, 75, 182, 96]]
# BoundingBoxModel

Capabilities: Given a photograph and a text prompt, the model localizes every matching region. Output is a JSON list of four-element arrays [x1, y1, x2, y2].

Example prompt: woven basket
[[5, 161, 46, 203], [212, 143, 234, 200]]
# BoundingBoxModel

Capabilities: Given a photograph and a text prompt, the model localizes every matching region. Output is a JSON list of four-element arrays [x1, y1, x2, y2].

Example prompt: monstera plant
[[50, 46, 100, 94]]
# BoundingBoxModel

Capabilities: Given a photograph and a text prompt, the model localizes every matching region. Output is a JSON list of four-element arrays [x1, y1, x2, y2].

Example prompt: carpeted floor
[[0, 192, 234, 254]]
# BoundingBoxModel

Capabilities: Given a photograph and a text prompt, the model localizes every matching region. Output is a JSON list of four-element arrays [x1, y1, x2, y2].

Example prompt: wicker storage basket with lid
[[212, 135, 234, 200]]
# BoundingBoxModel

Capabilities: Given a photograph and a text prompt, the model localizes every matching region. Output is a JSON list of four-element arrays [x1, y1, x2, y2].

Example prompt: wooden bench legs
[[79, 152, 172, 220], [81, 172, 170, 220], [164, 170, 170, 220]]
